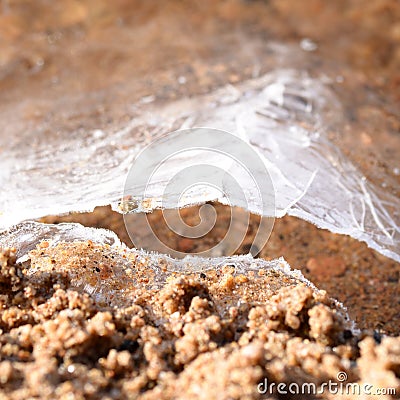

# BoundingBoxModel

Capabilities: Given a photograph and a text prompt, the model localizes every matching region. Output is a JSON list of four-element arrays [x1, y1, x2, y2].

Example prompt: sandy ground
[[0, 244, 399, 399], [1, 0, 400, 398]]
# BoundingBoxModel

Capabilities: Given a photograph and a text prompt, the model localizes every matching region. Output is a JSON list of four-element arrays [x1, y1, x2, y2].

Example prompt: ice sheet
[[0, 220, 353, 330], [0, 220, 318, 295], [0, 220, 295, 277], [1, 70, 399, 262]]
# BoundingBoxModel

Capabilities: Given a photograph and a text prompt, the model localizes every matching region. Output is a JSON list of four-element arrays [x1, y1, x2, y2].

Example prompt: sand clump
[[0, 244, 398, 399]]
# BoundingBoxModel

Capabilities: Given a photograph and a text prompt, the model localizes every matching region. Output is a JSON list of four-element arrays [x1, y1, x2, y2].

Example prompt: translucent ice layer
[[0, 220, 298, 278], [0, 220, 353, 331], [0, 220, 327, 301], [1, 70, 399, 261], [2, 220, 124, 263]]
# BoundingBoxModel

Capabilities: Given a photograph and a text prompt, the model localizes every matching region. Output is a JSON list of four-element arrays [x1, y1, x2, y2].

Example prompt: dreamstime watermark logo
[[257, 372, 397, 396], [122, 128, 275, 258]]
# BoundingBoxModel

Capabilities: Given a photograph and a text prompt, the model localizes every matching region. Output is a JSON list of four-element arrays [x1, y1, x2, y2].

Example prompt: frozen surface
[[237, 72, 400, 262], [0, 220, 353, 329], [1, 220, 124, 263], [1, 70, 399, 262], [0, 219, 317, 287]]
